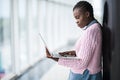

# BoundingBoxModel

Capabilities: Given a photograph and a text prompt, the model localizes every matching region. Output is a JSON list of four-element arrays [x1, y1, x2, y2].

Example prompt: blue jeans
[[68, 69, 102, 80]]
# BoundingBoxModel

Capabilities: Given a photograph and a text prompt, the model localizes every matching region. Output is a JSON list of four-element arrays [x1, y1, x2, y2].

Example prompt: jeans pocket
[[82, 69, 90, 80]]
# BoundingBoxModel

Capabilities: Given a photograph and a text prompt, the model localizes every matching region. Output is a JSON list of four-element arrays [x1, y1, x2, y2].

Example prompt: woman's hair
[[73, 1, 94, 17]]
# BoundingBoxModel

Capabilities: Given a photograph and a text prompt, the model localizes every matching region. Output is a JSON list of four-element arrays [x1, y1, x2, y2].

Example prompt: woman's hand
[[45, 47, 52, 58], [59, 50, 76, 57], [45, 47, 59, 61]]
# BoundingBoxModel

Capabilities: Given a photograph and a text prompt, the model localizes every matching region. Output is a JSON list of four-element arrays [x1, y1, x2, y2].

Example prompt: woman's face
[[73, 8, 89, 28]]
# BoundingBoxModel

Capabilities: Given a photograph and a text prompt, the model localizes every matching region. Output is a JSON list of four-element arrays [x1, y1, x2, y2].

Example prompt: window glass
[[29, 0, 41, 62], [18, 0, 28, 69], [0, 0, 12, 77], [38, 1, 48, 58]]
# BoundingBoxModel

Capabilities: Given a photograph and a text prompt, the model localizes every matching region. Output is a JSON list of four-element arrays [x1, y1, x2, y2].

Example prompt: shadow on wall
[[102, 1, 112, 80]]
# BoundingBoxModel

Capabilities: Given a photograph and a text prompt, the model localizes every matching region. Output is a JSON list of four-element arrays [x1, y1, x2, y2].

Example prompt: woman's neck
[[86, 17, 95, 25]]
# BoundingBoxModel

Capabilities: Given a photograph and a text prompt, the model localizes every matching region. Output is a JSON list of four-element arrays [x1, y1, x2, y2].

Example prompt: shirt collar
[[81, 19, 98, 30], [81, 25, 88, 30]]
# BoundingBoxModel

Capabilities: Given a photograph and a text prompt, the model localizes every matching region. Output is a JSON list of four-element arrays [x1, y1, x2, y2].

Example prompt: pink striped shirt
[[58, 23, 102, 74]]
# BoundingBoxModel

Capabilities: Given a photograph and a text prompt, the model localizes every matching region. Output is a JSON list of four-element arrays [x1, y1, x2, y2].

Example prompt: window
[[0, 0, 12, 76], [18, 0, 28, 69]]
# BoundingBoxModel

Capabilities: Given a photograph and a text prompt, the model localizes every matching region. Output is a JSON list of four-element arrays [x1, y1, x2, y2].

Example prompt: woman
[[46, 1, 102, 80]]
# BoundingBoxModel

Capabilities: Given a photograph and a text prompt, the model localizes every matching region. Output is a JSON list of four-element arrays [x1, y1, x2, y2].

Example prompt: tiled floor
[[40, 63, 70, 80]]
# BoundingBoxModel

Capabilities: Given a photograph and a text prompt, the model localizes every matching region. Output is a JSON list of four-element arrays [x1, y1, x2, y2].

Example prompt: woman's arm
[[45, 47, 76, 61]]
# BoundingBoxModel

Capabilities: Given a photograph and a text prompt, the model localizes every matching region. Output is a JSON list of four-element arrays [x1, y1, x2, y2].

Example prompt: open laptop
[[38, 33, 79, 59]]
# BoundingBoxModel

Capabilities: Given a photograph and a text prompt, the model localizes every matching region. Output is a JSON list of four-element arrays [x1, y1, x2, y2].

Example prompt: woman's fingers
[[45, 47, 52, 58], [59, 51, 76, 57], [59, 52, 70, 56], [59, 52, 67, 56]]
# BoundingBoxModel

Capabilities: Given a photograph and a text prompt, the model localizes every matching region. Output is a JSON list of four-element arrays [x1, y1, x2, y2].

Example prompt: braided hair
[[73, 1, 94, 17]]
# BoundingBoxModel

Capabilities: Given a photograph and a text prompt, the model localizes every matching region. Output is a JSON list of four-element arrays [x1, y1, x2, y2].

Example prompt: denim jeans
[[68, 69, 102, 80]]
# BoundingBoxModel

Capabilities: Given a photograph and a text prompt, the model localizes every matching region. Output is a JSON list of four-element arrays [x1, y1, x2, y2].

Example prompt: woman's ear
[[85, 11, 90, 18]]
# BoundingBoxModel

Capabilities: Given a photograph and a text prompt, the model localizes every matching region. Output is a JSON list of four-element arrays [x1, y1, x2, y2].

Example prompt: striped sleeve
[[58, 26, 99, 69]]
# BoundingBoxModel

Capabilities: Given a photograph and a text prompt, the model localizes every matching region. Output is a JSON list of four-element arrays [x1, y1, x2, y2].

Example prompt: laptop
[[38, 33, 79, 59]]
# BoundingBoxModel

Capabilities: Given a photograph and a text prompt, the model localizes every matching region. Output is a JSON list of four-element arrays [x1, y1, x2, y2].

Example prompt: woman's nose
[[76, 20, 79, 24]]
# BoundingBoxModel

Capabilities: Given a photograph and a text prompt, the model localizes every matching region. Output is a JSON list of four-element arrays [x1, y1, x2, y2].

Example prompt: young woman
[[46, 1, 102, 80]]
